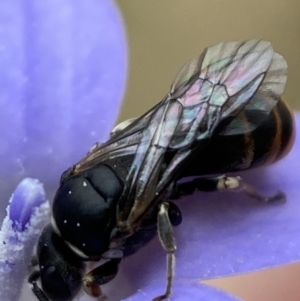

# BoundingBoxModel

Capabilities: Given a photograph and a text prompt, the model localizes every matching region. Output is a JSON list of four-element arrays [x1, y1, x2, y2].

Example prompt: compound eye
[[41, 266, 71, 301]]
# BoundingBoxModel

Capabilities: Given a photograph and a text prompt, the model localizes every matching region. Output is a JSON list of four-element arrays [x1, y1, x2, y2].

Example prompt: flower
[[0, 0, 127, 300], [0, 1, 299, 301], [0, 0, 127, 208], [0, 178, 50, 301]]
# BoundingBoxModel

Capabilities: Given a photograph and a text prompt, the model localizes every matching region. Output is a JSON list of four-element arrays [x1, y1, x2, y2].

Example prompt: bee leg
[[153, 202, 177, 301], [28, 271, 50, 301], [82, 259, 121, 300], [173, 175, 285, 203], [171, 177, 224, 198], [218, 176, 286, 203]]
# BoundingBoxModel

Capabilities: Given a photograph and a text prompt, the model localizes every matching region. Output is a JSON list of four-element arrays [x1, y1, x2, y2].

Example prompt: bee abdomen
[[251, 98, 295, 167]]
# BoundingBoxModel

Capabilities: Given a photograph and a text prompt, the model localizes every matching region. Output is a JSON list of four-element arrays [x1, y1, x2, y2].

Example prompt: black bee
[[28, 39, 294, 301]]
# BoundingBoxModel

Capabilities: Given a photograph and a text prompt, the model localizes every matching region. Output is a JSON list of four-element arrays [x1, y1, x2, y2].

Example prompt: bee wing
[[218, 50, 288, 136], [74, 96, 170, 174], [117, 40, 287, 229], [169, 40, 287, 144]]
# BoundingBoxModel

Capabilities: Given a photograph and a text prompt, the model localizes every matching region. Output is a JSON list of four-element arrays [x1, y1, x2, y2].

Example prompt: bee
[[28, 39, 294, 301]]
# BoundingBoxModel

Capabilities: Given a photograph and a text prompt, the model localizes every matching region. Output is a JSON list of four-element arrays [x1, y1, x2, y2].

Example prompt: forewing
[[167, 41, 287, 144], [158, 40, 287, 192], [116, 97, 184, 226], [218, 51, 288, 136], [118, 40, 287, 229], [74, 96, 170, 174]]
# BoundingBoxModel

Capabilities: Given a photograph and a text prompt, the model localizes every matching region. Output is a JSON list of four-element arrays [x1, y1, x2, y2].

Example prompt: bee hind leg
[[221, 176, 286, 203], [172, 175, 285, 203], [153, 202, 177, 301]]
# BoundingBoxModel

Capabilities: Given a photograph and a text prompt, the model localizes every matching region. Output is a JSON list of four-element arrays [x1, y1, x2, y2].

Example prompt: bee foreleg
[[28, 271, 50, 301], [82, 259, 121, 299], [153, 202, 177, 301]]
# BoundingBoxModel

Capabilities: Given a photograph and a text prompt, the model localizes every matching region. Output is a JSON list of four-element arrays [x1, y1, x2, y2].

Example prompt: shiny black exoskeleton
[[30, 160, 183, 301], [28, 39, 294, 301]]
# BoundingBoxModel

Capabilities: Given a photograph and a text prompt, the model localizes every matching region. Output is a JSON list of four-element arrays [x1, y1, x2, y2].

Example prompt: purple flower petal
[[9, 178, 46, 231], [121, 281, 242, 301], [0, 0, 127, 205]]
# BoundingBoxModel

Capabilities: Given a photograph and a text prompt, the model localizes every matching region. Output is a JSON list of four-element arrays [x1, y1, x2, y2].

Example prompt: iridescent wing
[[73, 97, 170, 174], [116, 40, 287, 230]]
